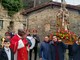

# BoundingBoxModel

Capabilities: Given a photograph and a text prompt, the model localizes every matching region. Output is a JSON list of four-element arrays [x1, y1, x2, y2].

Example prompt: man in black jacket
[[29, 29, 40, 60], [68, 45, 73, 60]]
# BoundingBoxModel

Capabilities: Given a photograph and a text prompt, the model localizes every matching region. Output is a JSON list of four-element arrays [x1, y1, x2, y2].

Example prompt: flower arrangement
[[56, 29, 77, 44]]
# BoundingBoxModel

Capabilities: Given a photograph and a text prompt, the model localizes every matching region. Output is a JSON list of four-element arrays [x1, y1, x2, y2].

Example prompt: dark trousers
[[69, 55, 73, 60], [29, 46, 38, 60], [68, 45, 73, 60]]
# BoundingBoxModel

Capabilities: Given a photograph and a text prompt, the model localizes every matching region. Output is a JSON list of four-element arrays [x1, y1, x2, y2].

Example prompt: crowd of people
[[39, 35, 80, 60], [0, 29, 40, 60], [0, 29, 80, 60]]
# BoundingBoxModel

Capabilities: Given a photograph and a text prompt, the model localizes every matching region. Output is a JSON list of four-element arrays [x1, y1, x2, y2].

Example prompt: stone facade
[[24, 6, 80, 40], [0, 2, 80, 40], [0, 4, 25, 37]]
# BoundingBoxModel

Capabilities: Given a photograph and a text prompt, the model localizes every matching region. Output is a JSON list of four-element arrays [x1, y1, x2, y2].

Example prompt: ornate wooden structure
[[56, 0, 77, 45], [56, 0, 69, 31]]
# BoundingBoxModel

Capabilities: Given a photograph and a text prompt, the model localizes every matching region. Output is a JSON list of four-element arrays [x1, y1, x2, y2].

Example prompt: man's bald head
[[18, 29, 26, 36]]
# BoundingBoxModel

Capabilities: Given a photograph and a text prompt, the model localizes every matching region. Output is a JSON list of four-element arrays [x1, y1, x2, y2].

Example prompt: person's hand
[[76, 41, 79, 45], [40, 58, 42, 60], [27, 47, 30, 51], [34, 37, 37, 39], [58, 39, 62, 42]]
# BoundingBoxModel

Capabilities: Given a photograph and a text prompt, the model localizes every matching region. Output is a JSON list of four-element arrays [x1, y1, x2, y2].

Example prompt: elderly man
[[10, 29, 28, 60]]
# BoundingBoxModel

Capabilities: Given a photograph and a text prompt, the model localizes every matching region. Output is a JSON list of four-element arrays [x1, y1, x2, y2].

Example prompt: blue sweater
[[73, 43, 80, 60], [39, 41, 51, 60]]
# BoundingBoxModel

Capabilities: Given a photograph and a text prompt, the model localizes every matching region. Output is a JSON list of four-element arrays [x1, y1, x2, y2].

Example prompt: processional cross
[[56, 0, 69, 31]]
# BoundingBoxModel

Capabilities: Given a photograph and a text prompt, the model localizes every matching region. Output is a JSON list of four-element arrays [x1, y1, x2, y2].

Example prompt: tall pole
[[34, 0, 36, 7], [61, 0, 63, 2], [26, 16, 29, 30], [61, 0, 66, 28], [25, 14, 29, 30]]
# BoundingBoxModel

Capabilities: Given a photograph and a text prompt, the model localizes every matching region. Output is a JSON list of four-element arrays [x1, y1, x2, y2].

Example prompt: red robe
[[10, 34, 28, 60]]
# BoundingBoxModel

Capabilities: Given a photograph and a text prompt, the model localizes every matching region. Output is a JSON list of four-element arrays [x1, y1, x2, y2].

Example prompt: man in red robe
[[10, 29, 29, 60]]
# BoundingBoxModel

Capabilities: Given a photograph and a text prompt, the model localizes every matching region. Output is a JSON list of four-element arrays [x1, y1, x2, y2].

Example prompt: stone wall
[[11, 11, 26, 34], [0, 3, 10, 36], [0, 4, 26, 37], [69, 9, 80, 35], [0, 3, 80, 40], [26, 6, 80, 40]]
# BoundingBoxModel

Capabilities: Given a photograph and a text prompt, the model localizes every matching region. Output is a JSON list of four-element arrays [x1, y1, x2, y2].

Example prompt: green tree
[[23, 0, 34, 8], [1, 0, 23, 16], [22, 0, 52, 9]]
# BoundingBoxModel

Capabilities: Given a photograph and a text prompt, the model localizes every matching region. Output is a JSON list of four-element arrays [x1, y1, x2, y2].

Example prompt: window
[[9, 21, 14, 27], [0, 20, 3, 29], [78, 10, 80, 14], [8, 21, 14, 32]]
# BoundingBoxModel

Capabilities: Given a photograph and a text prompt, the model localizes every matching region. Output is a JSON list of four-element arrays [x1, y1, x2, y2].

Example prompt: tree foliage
[[23, 0, 52, 9], [1, 0, 23, 16], [23, 0, 34, 9]]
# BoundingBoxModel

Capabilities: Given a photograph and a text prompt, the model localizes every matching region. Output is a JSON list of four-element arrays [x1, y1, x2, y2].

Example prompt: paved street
[[29, 47, 69, 60]]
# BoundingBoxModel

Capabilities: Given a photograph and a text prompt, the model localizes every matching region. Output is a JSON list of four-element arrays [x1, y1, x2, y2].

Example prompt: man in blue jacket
[[39, 35, 51, 60]]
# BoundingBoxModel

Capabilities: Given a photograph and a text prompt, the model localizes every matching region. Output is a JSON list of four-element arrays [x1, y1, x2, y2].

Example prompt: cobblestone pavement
[[29, 49, 69, 60]]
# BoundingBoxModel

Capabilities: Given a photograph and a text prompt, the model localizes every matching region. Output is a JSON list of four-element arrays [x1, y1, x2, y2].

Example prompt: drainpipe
[[34, 0, 36, 7], [26, 15, 29, 30]]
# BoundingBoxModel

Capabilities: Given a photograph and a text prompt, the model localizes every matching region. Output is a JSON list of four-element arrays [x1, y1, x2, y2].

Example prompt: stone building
[[0, 1, 80, 39], [0, 3, 25, 37], [22, 2, 80, 39]]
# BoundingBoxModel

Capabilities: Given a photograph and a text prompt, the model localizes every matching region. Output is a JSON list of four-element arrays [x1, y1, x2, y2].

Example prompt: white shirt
[[27, 36, 35, 49], [17, 34, 24, 49], [4, 47, 11, 60]]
